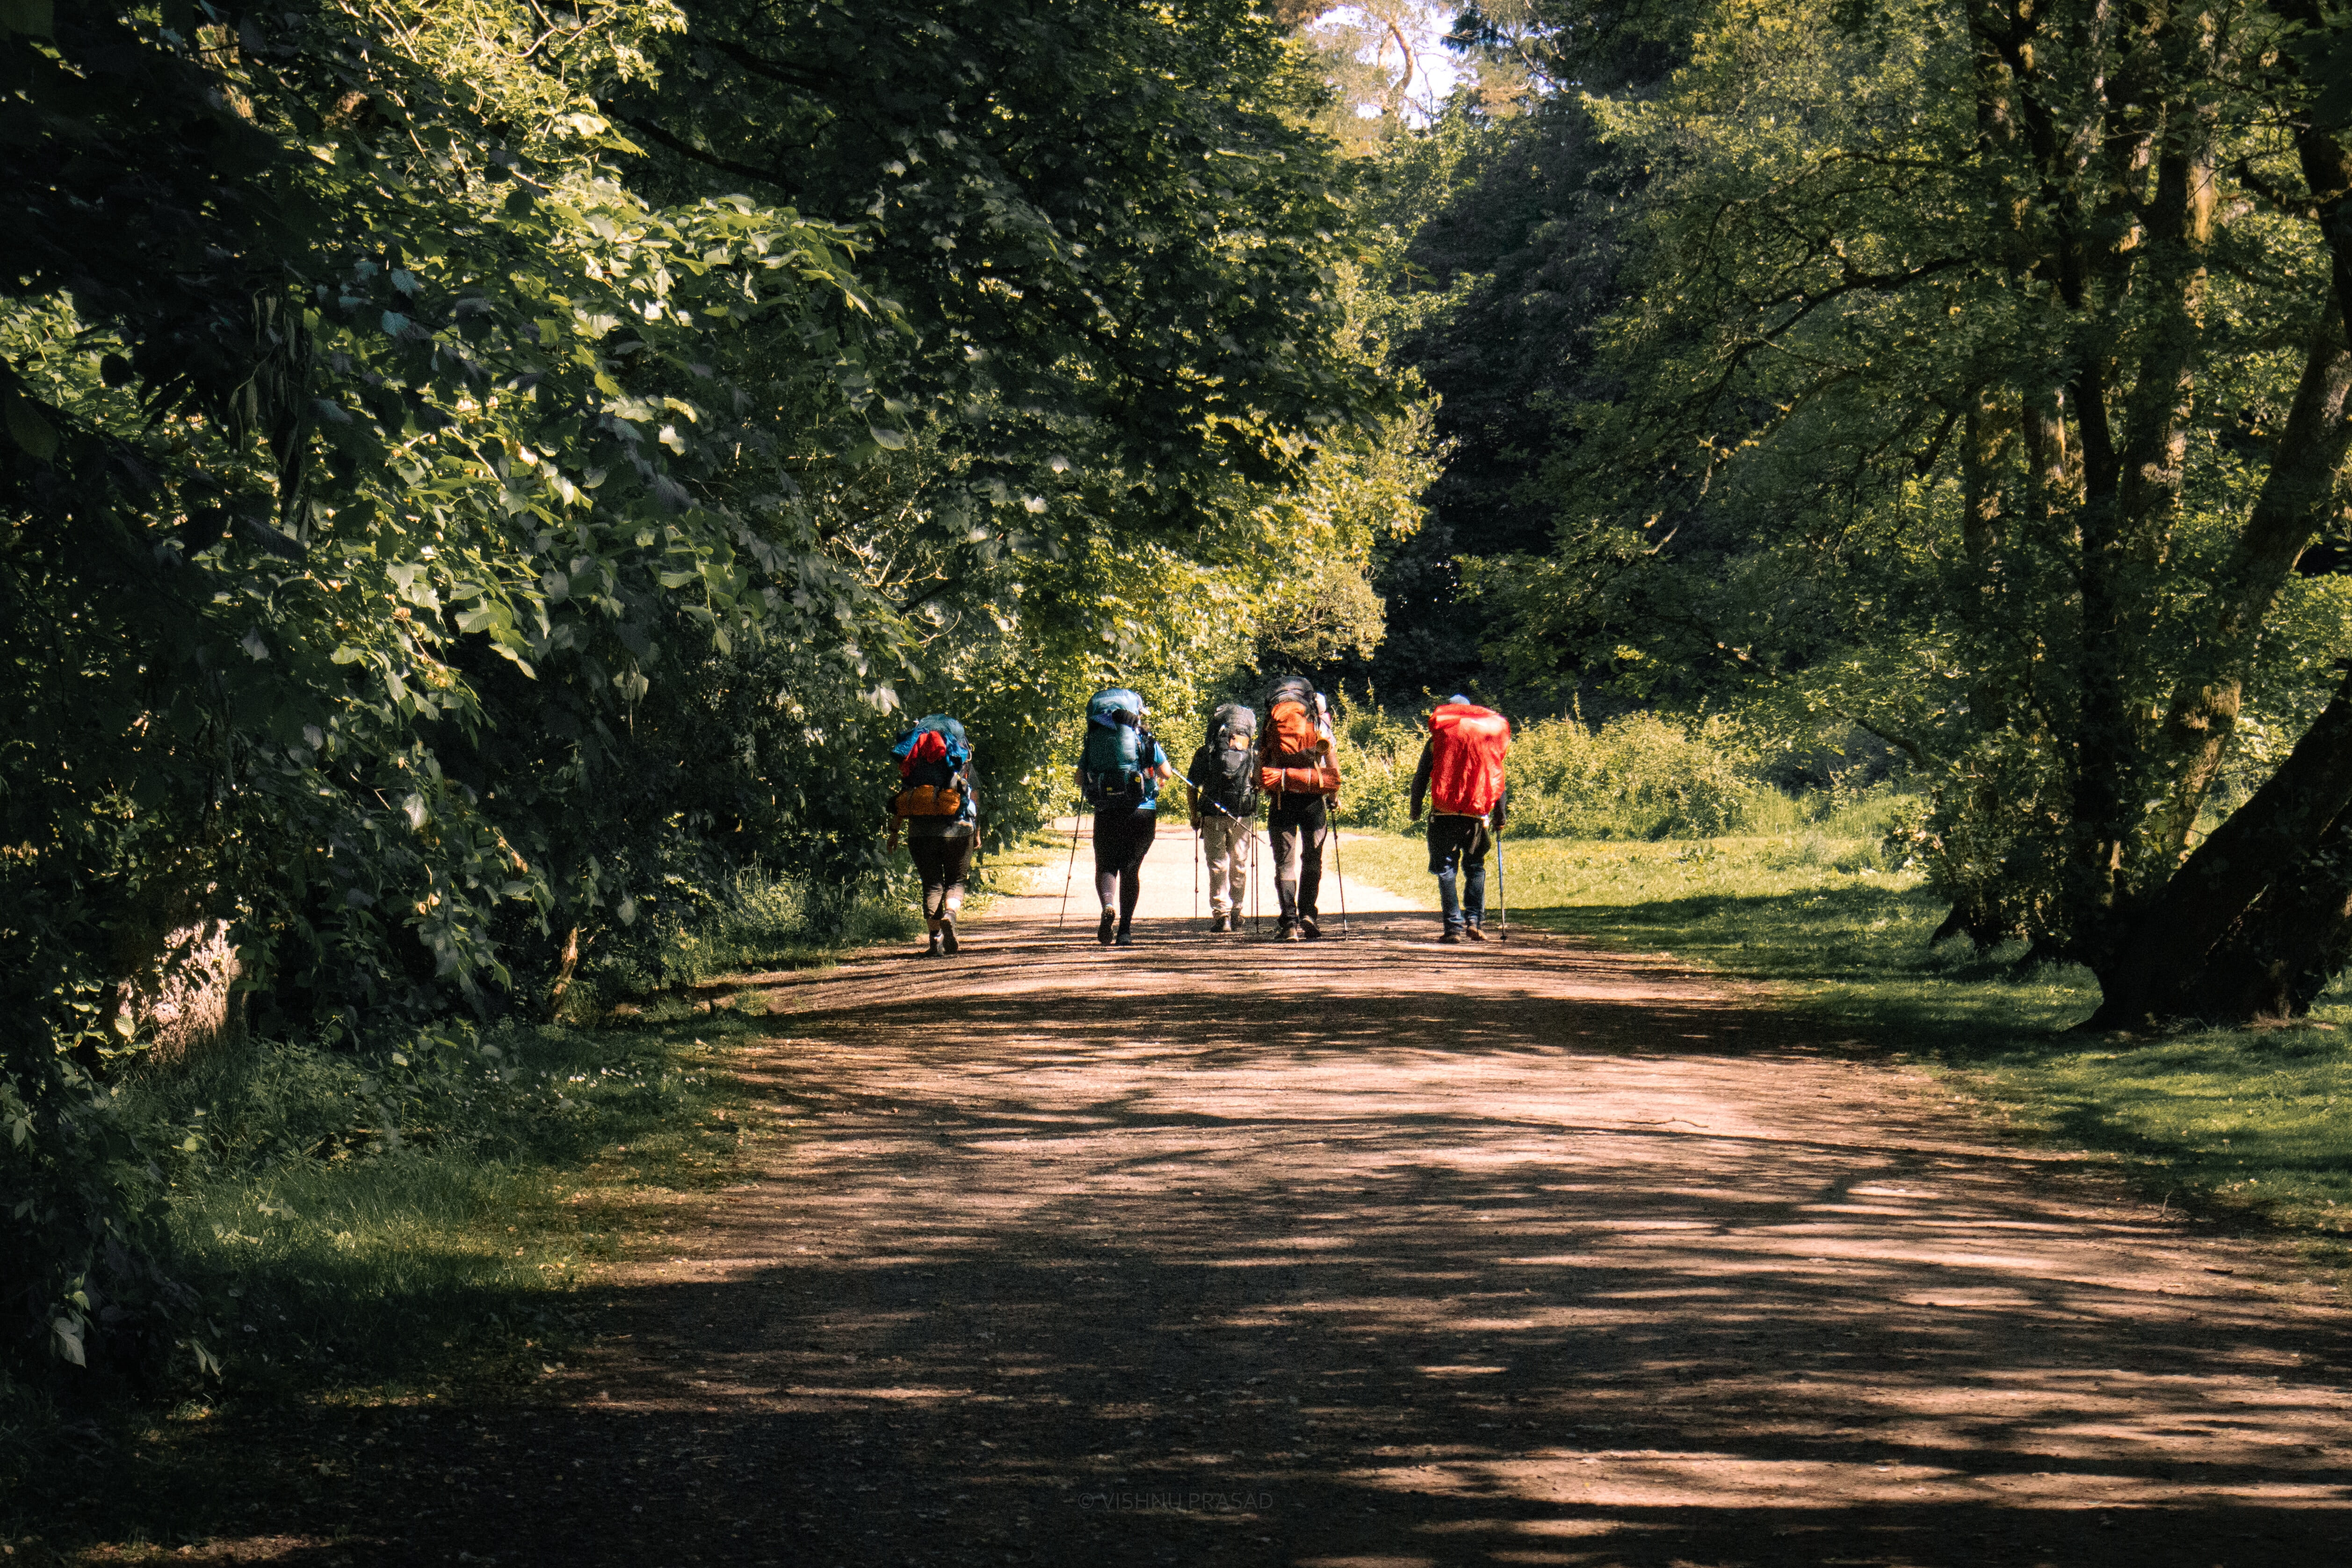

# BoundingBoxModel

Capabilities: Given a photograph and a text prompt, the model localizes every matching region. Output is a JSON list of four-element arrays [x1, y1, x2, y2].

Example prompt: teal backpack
[[1079, 687, 1156, 808]]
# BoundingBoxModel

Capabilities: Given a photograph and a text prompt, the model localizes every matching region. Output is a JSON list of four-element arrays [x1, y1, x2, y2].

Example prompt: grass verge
[[1341, 828, 2352, 1260]]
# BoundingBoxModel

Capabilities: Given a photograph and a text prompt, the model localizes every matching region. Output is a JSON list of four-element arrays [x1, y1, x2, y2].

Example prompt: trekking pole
[[1057, 807, 1081, 930], [1330, 807, 1350, 937], [1493, 819, 1508, 943], [1249, 825, 1262, 933]]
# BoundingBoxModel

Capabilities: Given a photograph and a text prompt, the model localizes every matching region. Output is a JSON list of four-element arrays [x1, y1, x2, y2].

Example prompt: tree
[[1473, 0, 2352, 1025], [2, 0, 1395, 1380]]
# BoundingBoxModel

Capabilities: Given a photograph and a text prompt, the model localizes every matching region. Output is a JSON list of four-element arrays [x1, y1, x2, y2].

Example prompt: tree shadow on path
[[158, 916, 2352, 1567]]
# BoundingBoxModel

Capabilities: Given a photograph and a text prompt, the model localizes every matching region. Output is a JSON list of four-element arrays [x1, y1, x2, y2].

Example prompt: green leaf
[[0, 0, 54, 38], [5, 395, 58, 460]]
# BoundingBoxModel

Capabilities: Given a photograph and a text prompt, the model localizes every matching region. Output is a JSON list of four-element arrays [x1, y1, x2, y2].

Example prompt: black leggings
[[909, 835, 976, 921], [1092, 809, 1158, 929]]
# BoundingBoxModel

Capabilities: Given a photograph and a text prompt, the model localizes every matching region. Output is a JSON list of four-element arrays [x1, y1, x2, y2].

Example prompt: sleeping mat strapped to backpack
[[1259, 676, 1339, 797], [1079, 687, 1156, 808], [1428, 701, 1511, 818]]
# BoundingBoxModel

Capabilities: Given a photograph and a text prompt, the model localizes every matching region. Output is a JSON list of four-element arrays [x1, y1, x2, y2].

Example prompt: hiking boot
[[1276, 921, 1301, 942], [1210, 913, 1230, 933], [1462, 922, 1486, 942], [1439, 926, 1462, 945], [1299, 916, 1321, 940], [1098, 909, 1117, 946], [924, 932, 944, 957], [1114, 928, 1135, 947], [941, 919, 959, 956]]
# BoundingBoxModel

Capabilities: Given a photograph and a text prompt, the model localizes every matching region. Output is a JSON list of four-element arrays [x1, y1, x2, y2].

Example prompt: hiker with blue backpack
[[886, 714, 980, 957], [1077, 687, 1172, 947], [1184, 702, 1260, 933]]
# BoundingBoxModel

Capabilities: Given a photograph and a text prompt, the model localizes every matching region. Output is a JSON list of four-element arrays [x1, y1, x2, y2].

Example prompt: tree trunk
[[2149, 303, 2352, 862], [2091, 667, 2352, 1027], [2167, 807, 2352, 1023], [546, 922, 586, 1024]]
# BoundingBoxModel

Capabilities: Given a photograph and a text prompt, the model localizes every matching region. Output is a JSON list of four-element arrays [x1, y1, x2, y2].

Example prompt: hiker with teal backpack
[[1077, 687, 1172, 947], [1185, 703, 1260, 933], [886, 714, 980, 957]]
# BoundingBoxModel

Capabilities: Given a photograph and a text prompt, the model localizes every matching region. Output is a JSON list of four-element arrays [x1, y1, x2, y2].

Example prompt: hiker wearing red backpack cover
[[1409, 696, 1511, 943]]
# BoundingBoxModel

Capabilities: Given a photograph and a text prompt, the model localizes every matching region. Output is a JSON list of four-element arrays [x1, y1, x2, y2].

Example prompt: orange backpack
[[1429, 701, 1510, 817], [1258, 685, 1339, 797]]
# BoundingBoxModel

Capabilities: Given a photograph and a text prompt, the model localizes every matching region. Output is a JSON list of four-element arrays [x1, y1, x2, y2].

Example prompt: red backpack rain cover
[[1429, 702, 1511, 817]]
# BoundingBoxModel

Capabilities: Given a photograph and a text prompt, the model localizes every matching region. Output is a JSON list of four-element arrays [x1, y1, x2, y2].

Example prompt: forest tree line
[[7, 0, 2352, 1387]]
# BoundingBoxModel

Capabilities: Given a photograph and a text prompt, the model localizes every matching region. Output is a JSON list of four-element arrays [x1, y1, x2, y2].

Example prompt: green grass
[[2, 879, 924, 1547], [1343, 826, 2352, 1258], [1, 1005, 775, 1546]]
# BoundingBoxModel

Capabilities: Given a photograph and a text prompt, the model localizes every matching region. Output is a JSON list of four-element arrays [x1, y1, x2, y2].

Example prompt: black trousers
[[1092, 808, 1158, 928], [909, 835, 976, 921], [1267, 795, 1328, 921]]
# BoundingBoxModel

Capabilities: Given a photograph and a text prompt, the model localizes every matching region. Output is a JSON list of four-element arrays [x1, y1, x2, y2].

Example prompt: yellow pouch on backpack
[[893, 785, 963, 817]]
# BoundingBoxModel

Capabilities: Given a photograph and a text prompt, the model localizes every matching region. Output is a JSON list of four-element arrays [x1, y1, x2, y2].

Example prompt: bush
[[560, 869, 915, 1022], [1334, 700, 1766, 840], [1330, 696, 1426, 831], [1506, 712, 1759, 838]]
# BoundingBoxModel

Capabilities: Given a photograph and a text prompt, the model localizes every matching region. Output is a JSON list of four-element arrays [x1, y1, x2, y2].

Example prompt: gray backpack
[[1200, 703, 1259, 818]]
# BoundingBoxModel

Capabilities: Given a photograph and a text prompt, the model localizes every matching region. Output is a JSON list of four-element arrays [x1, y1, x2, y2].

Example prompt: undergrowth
[[1, 872, 914, 1542], [1329, 698, 1911, 842]]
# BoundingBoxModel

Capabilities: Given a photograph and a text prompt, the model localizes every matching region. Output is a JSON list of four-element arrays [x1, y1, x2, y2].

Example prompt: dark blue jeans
[[1427, 815, 1488, 929]]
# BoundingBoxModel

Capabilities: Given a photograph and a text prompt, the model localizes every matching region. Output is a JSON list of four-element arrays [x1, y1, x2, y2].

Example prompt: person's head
[[1449, 693, 1470, 705]]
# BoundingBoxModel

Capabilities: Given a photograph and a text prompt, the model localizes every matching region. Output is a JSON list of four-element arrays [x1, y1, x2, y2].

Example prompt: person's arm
[[1409, 740, 1433, 822], [1491, 780, 1507, 830]]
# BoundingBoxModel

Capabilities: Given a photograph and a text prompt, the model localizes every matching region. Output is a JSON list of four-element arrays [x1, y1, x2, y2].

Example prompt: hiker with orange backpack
[[1077, 687, 1173, 947], [886, 715, 981, 957], [1257, 675, 1341, 940], [1409, 695, 1512, 943]]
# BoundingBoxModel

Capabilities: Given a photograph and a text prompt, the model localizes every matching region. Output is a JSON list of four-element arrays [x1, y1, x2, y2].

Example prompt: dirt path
[[246, 829, 2352, 1565]]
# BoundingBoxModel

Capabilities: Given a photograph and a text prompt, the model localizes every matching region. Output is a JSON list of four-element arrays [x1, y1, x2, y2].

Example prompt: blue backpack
[[891, 715, 973, 818], [893, 715, 971, 786], [1078, 687, 1155, 807]]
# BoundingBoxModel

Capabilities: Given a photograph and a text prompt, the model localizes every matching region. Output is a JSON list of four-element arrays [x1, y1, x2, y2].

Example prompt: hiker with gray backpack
[[1257, 675, 1341, 940], [886, 714, 981, 957], [1077, 686, 1172, 947], [1185, 702, 1260, 933]]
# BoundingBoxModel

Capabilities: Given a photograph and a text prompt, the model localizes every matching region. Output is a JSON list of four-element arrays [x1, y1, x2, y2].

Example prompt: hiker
[[1185, 702, 1261, 933], [1257, 675, 1340, 940], [886, 714, 980, 957], [1077, 686, 1172, 947], [1409, 695, 1512, 943]]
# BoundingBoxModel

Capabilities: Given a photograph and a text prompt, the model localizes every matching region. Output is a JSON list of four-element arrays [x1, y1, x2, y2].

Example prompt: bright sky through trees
[[1304, 4, 1463, 123]]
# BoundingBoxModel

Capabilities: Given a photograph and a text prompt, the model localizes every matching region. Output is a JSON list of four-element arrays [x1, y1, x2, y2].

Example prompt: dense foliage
[[1418, 0, 2352, 1025], [2, 0, 1411, 1386]]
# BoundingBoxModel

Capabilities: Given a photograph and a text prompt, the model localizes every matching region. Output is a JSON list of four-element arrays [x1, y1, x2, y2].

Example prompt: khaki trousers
[[1200, 813, 1251, 915]]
